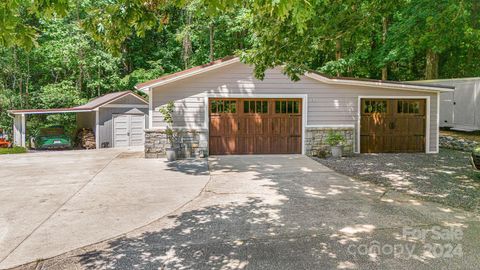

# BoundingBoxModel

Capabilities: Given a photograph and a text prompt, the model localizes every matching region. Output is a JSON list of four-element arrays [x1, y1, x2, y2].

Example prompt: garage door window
[[211, 100, 236, 114], [244, 100, 268, 114], [363, 100, 387, 114], [397, 100, 421, 114], [275, 100, 300, 114]]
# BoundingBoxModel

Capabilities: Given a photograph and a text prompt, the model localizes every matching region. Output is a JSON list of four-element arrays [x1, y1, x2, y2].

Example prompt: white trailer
[[413, 78, 480, 131]]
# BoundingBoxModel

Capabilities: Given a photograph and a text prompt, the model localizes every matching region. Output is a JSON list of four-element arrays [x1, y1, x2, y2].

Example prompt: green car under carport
[[35, 127, 72, 149]]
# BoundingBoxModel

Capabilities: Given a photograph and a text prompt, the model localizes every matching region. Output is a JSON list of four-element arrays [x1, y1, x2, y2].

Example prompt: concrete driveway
[[0, 149, 209, 269], [16, 155, 480, 270]]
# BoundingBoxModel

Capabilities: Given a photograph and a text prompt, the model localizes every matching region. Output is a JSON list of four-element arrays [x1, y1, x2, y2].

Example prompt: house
[[135, 57, 454, 158], [412, 78, 480, 131], [9, 91, 148, 149]]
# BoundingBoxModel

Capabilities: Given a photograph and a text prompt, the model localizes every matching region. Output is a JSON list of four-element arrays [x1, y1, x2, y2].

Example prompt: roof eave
[[136, 57, 241, 91], [305, 73, 454, 93]]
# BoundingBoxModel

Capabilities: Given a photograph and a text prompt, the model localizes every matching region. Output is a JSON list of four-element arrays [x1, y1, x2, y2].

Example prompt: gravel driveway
[[316, 149, 480, 213]]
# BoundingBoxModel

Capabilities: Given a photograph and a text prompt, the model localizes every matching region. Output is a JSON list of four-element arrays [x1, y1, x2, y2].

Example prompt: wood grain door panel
[[360, 99, 426, 153], [209, 98, 302, 155]]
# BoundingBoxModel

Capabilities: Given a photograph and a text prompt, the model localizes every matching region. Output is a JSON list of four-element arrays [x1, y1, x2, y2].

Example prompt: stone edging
[[439, 136, 479, 152]]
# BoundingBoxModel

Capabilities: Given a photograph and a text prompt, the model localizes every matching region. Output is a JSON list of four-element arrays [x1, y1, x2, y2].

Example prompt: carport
[[8, 91, 149, 149]]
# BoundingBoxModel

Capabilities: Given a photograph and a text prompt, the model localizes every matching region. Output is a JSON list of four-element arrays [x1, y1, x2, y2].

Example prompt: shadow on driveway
[[26, 155, 480, 270]]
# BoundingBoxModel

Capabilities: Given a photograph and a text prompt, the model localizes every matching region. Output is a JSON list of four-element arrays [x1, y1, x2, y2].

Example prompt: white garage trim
[[203, 93, 308, 155], [357, 96, 432, 154]]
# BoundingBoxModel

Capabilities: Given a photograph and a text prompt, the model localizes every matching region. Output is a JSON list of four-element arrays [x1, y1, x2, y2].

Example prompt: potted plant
[[159, 101, 178, 161], [472, 146, 480, 170], [325, 131, 346, 158]]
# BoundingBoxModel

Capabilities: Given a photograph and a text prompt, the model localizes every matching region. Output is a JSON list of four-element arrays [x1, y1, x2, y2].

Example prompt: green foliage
[[326, 131, 346, 147], [473, 147, 480, 156], [159, 101, 175, 127], [159, 101, 176, 145], [0, 146, 27, 155]]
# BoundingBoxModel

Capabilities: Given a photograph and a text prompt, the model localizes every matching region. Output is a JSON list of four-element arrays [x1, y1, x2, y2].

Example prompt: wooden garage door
[[360, 99, 426, 153], [209, 98, 302, 155]]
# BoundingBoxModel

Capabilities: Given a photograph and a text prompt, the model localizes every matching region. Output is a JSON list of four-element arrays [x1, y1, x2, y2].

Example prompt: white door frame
[[203, 93, 308, 155], [112, 113, 146, 148], [357, 96, 432, 154]]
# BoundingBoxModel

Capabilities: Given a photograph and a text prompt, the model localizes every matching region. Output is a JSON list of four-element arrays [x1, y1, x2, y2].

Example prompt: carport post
[[13, 114, 26, 147], [95, 110, 100, 149]]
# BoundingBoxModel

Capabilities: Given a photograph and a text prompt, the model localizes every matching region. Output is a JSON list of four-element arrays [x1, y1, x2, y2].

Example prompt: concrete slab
[[0, 149, 209, 269]]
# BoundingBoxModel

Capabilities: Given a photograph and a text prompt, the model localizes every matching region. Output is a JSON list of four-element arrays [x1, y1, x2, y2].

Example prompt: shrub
[[325, 131, 346, 146]]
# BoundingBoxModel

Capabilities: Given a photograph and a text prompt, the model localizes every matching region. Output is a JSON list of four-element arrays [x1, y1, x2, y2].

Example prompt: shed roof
[[8, 91, 147, 115]]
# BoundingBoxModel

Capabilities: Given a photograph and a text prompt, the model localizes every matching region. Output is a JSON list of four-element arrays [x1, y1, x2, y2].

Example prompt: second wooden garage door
[[360, 99, 426, 153], [209, 98, 302, 155]]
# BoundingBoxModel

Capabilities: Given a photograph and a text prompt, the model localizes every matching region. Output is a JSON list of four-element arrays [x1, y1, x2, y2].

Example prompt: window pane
[[256, 101, 262, 113], [218, 101, 223, 113], [287, 101, 293, 113], [250, 101, 255, 113], [224, 100, 230, 113], [403, 102, 408, 113], [211, 101, 217, 113], [293, 101, 299, 113], [244, 101, 249, 113], [397, 101, 402, 113], [231, 101, 236, 113], [409, 102, 414, 113], [262, 101, 268, 113], [282, 101, 287, 113], [275, 101, 280, 113]]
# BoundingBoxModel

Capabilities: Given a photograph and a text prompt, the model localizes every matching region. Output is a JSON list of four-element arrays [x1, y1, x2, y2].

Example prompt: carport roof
[[8, 91, 147, 115]]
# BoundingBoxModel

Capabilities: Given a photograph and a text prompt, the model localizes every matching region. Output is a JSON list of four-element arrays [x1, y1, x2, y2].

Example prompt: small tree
[[159, 101, 176, 147]]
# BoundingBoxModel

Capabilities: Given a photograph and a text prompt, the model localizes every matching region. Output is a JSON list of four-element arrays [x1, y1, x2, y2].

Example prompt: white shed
[[413, 78, 480, 131], [8, 91, 149, 149]]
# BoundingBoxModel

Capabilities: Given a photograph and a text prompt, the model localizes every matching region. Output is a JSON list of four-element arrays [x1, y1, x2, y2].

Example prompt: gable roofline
[[135, 56, 454, 93], [305, 71, 454, 93], [135, 56, 239, 91], [8, 91, 148, 115]]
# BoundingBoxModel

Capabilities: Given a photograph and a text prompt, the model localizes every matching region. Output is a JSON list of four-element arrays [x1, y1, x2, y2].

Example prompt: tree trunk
[[467, 1, 479, 76], [381, 16, 388, 80], [209, 23, 215, 62], [425, 49, 439, 79], [335, 39, 342, 77]]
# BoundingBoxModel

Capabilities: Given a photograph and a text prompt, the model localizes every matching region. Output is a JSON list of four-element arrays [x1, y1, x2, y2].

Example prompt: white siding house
[[136, 57, 453, 158]]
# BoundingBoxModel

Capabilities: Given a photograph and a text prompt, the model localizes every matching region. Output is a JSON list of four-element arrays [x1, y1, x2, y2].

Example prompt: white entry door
[[113, 114, 145, 147]]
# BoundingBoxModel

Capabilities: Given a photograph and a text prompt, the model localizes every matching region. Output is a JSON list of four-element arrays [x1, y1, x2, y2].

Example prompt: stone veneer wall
[[440, 135, 479, 152], [305, 127, 355, 157], [145, 129, 208, 159]]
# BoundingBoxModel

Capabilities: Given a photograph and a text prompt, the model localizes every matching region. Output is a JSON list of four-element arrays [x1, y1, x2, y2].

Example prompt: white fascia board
[[101, 104, 149, 108], [96, 93, 148, 109], [9, 109, 94, 115], [138, 58, 241, 92], [305, 73, 454, 93]]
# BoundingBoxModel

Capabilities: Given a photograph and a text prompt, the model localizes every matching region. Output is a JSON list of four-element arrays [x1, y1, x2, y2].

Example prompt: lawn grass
[[0, 146, 27, 155], [441, 129, 480, 142]]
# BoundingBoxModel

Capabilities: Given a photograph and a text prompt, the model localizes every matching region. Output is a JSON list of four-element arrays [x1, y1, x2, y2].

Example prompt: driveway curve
[[0, 149, 209, 269]]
